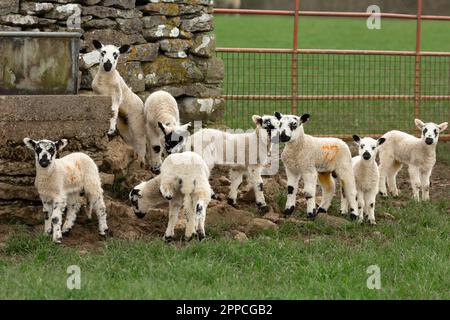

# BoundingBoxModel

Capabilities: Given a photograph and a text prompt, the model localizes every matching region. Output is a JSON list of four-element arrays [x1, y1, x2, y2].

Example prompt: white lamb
[[340, 135, 385, 224], [143, 90, 190, 174], [167, 115, 280, 213], [276, 112, 359, 221], [24, 138, 108, 243], [378, 119, 448, 201], [159, 152, 212, 241], [91, 40, 146, 165]]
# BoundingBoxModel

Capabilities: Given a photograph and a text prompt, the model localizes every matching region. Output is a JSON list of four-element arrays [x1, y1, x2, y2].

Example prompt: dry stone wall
[[0, 0, 224, 122]]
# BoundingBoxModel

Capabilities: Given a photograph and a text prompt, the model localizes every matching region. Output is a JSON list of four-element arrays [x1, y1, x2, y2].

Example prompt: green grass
[[213, 16, 450, 131], [1, 198, 449, 299]]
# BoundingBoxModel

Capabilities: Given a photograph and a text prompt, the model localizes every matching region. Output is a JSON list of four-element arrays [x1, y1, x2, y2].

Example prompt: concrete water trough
[[0, 32, 81, 95]]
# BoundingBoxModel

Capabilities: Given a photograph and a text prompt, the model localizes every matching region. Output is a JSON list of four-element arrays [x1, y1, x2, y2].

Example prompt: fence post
[[291, 0, 300, 114], [414, 0, 422, 123]]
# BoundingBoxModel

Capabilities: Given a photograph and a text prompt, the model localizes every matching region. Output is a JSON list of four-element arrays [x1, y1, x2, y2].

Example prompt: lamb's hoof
[[198, 232, 205, 241], [306, 209, 318, 220], [107, 130, 118, 141], [54, 238, 62, 244], [45, 229, 52, 236], [211, 192, 218, 200], [283, 206, 295, 216], [350, 213, 358, 221], [378, 192, 387, 197], [164, 195, 172, 201], [369, 220, 377, 225], [257, 204, 269, 214], [339, 210, 348, 215], [227, 198, 237, 207], [183, 235, 194, 242], [164, 235, 173, 243], [62, 228, 72, 236], [317, 207, 327, 214]]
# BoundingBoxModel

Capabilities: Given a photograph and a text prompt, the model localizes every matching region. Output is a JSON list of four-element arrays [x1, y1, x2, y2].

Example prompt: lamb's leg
[[378, 156, 391, 196], [302, 172, 318, 220], [42, 200, 53, 235], [87, 192, 108, 236], [317, 172, 335, 213], [227, 169, 244, 207], [365, 190, 377, 225], [108, 102, 120, 138], [337, 169, 358, 221], [284, 167, 300, 216], [248, 166, 268, 213], [62, 195, 80, 235], [408, 165, 421, 201], [339, 183, 348, 215], [51, 197, 67, 243], [420, 167, 432, 201], [184, 197, 196, 241], [357, 190, 365, 222], [386, 161, 402, 197], [164, 196, 182, 242], [195, 199, 207, 241]]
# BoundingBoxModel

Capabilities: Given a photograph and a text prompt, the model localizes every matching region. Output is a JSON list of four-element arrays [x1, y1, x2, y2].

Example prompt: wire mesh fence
[[214, 2, 450, 140]]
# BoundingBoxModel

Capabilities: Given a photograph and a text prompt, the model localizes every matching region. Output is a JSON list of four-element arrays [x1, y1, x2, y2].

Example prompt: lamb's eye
[[36, 147, 42, 153], [113, 52, 118, 59], [372, 147, 376, 150], [423, 128, 427, 134], [434, 129, 438, 136], [101, 51, 105, 57]]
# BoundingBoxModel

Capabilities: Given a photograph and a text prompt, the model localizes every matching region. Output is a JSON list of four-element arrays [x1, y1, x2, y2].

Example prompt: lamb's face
[[353, 135, 385, 161], [415, 119, 448, 146], [129, 182, 147, 218], [158, 122, 191, 155], [92, 40, 130, 72], [275, 112, 310, 142], [252, 115, 280, 142], [23, 138, 68, 168]]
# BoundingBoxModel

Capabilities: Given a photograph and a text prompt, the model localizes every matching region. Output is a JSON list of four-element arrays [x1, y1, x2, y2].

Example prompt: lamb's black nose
[[363, 152, 371, 160], [280, 131, 290, 142], [103, 60, 112, 71], [425, 137, 434, 145]]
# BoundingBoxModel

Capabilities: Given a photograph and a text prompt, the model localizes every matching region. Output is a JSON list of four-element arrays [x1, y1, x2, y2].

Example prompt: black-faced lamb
[[275, 112, 359, 220], [378, 119, 448, 201], [24, 138, 108, 243], [340, 135, 385, 224], [91, 40, 146, 165]]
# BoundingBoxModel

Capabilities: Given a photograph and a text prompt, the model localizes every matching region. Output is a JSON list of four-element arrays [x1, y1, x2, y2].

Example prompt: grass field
[[0, 15, 449, 300], [1, 197, 449, 299], [213, 16, 450, 132]]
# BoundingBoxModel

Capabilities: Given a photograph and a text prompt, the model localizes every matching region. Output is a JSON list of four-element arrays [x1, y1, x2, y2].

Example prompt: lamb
[[91, 40, 146, 165], [159, 152, 212, 241], [378, 119, 448, 201], [165, 115, 280, 213], [276, 112, 359, 221], [340, 135, 385, 224], [23, 138, 108, 243], [143, 90, 191, 174]]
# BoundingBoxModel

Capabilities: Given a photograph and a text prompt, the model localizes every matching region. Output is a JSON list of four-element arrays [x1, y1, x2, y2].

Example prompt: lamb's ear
[[415, 118, 425, 129], [352, 135, 360, 143], [23, 138, 37, 150], [55, 139, 68, 151], [119, 44, 130, 54], [274, 112, 282, 120], [158, 122, 167, 135], [92, 40, 103, 50], [377, 137, 386, 146], [180, 122, 191, 131], [300, 113, 310, 123], [438, 122, 448, 132], [252, 115, 263, 126]]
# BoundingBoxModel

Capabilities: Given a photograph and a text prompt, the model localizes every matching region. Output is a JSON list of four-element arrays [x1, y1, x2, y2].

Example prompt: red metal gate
[[214, 0, 450, 140]]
